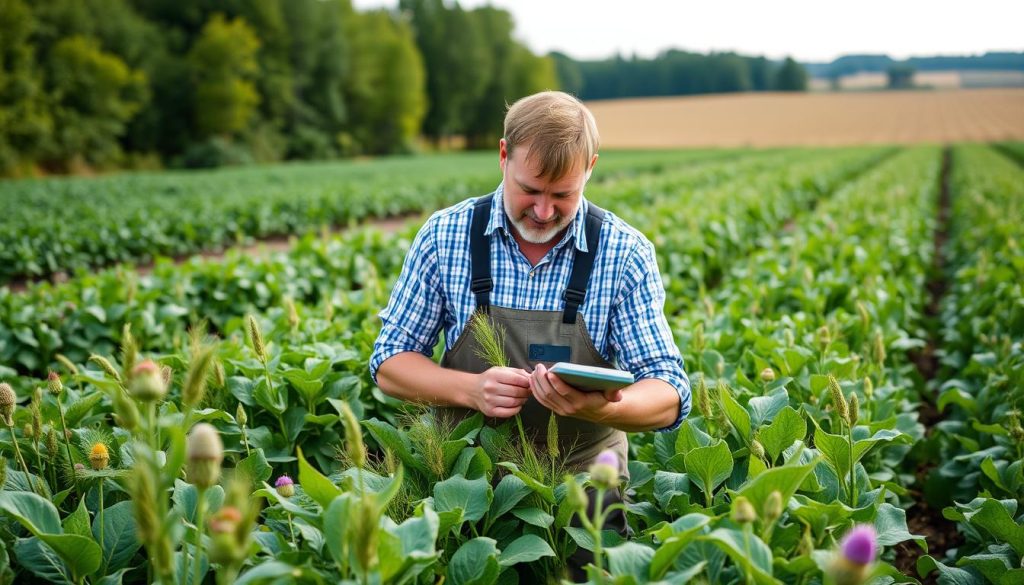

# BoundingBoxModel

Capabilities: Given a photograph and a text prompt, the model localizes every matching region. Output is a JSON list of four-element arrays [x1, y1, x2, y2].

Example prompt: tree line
[[0, 0, 557, 175], [0, 0, 811, 176]]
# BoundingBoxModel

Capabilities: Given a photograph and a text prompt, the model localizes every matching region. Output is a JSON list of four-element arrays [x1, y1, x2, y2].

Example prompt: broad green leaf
[[172, 481, 224, 524], [917, 555, 984, 584], [701, 528, 777, 585], [375, 466, 404, 511], [497, 462, 555, 504], [13, 537, 71, 584], [498, 534, 555, 567], [563, 526, 625, 551], [297, 447, 341, 509], [649, 514, 712, 580], [236, 448, 273, 486], [379, 507, 441, 583], [969, 499, 1024, 556], [94, 501, 141, 572], [490, 474, 531, 522], [363, 418, 425, 473], [736, 461, 816, 522], [874, 503, 926, 550], [63, 499, 91, 538], [234, 561, 311, 585], [684, 440, 734, 500], [604, 541, 654, 578], [719, 387, 752, 442], [448, 537, 500, 585], [434, 474, 492, 524], [511, 507, 553, 528], [323, 493, 353, 570], [38, 533, 103, 581], [960, 553, 1024, 585], [747, 390, 790, 428], [759, 406, 806, 462], [653, 470, 691, 513], [0, 491, 62, 534]]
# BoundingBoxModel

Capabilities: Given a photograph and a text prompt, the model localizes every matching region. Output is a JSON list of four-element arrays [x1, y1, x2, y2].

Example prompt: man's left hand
[[529, 362, 623, 421]]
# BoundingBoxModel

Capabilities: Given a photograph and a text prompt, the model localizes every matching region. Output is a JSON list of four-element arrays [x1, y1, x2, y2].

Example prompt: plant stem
[[592, 486, 606, 584], [193, 487, 208, 585], [847, 426, 856, 507], [57, 402, 79, 495], [98, 478, 106, 572], [240, 425, 251, 457], [7, 425, 38, 496]]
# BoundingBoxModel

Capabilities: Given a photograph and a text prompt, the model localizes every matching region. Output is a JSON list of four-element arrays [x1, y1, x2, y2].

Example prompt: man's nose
[[534, 197, 555, 221]]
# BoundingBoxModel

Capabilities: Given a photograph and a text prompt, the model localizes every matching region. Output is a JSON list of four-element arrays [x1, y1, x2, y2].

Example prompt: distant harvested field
[[586, 88, 1024, 147]]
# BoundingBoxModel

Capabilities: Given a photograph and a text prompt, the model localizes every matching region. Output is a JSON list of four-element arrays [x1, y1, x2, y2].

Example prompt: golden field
[[586, 88, 1024, 147]]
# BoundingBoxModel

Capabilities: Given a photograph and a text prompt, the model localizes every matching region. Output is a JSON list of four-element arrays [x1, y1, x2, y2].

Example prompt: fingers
[[493, 367, 531, 387]]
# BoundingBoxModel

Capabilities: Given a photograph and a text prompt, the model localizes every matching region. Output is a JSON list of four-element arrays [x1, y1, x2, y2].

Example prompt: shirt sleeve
[[369, 219, 446, 384], [607, 239, 691, 431]]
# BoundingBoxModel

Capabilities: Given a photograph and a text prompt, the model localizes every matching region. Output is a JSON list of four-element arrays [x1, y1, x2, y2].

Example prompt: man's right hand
[[471, 367, 531, 418]]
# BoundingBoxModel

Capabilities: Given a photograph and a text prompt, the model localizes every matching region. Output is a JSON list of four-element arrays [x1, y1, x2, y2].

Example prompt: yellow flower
[[89, 442, 110, 470]]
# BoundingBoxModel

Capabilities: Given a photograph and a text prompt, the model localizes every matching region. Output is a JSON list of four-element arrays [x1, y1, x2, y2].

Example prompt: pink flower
[[275, 475, 295, 497], [840, 525, 878, 565]]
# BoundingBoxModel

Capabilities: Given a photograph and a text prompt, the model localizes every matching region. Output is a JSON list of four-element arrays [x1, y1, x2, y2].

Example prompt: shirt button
[[529, 270, 535, 278]]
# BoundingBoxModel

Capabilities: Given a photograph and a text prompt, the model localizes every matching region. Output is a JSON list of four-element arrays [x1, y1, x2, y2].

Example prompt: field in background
[[587, 88, 1024, 147]]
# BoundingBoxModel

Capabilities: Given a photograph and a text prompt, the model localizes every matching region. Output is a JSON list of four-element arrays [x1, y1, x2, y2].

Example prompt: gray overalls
[[437, 194, 629, 474]]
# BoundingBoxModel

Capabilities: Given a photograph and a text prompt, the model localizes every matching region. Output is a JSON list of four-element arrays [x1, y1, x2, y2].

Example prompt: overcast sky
[[351, 0, 1024, 63]]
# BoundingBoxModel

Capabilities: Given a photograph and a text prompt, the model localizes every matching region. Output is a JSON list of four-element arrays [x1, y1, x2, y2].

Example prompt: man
[[370, 90, 690, 474]]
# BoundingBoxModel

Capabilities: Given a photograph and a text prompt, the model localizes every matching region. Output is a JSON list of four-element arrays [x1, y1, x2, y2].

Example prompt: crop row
[[0, 147, 889, 380], [918, 145, 1024, 584], [0, 148, 732, 284]]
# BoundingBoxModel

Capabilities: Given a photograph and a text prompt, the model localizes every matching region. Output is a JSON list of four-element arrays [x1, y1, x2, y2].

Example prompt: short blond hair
[[503, 91, 600, 180]]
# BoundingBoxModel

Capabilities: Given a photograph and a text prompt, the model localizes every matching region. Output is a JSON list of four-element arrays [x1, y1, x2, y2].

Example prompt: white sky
[[351, 0, 1024, 63]]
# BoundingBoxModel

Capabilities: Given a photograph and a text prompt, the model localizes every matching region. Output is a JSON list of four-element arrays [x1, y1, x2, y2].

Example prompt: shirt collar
[[485, 183, 591, 253]]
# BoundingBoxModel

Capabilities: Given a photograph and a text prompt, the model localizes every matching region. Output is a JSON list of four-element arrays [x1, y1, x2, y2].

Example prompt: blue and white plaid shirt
[[370, 184, 691, 431]]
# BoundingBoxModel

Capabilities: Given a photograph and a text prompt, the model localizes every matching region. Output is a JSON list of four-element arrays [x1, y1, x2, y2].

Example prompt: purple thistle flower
[[594, 449, 619, 471], [275, 474, 295, 497], [840, 525, 878, 565]]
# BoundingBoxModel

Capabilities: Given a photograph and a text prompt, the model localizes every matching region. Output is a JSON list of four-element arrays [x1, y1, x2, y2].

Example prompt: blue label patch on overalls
[[528, 344, 571, 363]]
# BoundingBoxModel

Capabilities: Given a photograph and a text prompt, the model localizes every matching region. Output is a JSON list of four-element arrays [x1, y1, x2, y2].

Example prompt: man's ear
[[585, 153, 599, 181], [499, 138, 508, 172]]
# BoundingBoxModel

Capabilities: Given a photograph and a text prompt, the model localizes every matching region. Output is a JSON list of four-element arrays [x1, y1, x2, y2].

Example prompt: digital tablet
[[549, 362, 635, 392]]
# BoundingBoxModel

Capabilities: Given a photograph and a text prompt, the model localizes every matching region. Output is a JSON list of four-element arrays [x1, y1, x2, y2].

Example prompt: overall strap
[[563, 203, 606, 324], [470, 195, 494, 311]]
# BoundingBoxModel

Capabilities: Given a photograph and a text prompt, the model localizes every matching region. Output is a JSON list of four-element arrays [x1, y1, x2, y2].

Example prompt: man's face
[[499, 139, 597, 245]]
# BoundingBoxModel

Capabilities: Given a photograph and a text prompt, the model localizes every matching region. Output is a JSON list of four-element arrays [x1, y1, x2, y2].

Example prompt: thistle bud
[[89, 355, 122, 383], [696, 377, 713, 420], [827, 375, 849, 423], [828, 525, 878, 585], [235, 403, 247, 427], [46, 427, 58, 456], [213, 360, 226, 388], [247, 315, 267, 362], [565, 475, 589, 512], [338, 401, 366, 469], [817, 326, 832, 350], [750, 439, 765, 461], [90, 442, 110, 470], [863, 377, 874, 400], [765, 490, 783, 524], [871, 331, 886, 367], [22, 423, 33, 439], [274, 475, 295, 498], [693, 322, 706, 354], [55, 354, 79, 377], [588, 449, 620, 489], [731, 496, 756, 524], [848, 393, 860, 428], [129, 360, 166, 402], [113, 389, 140, 431], [74, 463, 85, 473], [546, 413, 559, 459], [186, 423, 224, 489], [285, 297, 300, 331], [856, 301, 870, 331], [760, 368, 776, 383], [46, 371, 63, 397], [0, 383, 16, 426]]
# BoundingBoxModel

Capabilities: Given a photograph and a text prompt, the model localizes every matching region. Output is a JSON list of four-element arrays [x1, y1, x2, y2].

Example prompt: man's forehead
[[511, 148, 585, 187]]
